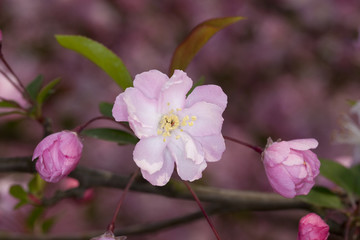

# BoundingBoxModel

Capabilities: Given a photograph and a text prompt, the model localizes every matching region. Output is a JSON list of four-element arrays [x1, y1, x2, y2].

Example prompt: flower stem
[[224, 135, 263, 154], [0, 52, 31, 103], [0, 68, 24, 97], [183, 181, 222, 240], [107, 169, 139, 232], [74, 116, 132, 134], [74, 116, 113, 133]]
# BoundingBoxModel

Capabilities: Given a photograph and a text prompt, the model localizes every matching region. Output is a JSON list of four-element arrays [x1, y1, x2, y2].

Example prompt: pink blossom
[[32, 131, 83, 183], [112, 70, 227, 186], [90, 231, 126, 240], [262, 138, 320, 198], [298, 213, 329, 240]]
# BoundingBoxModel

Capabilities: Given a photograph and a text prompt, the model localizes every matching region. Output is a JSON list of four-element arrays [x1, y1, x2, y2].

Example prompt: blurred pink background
[[1, 0, 360, 239]]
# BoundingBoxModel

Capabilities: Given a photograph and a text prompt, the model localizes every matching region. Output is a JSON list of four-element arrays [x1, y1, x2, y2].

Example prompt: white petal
[[180, 102, 224, 137], [167, 138, 207, 181], [186, 85, 227, 111], [133, 136, 167, 174], [112, 93, 128, 122], [159, 70, 192, 113], [194, 134, 225, 162], [123, 88, 160, 138], [140, 149, 175, 186], [133, 70, 169, 99]]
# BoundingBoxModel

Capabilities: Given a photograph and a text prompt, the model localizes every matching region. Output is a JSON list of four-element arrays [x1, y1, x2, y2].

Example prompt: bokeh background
[[1, 0, 360, 239]]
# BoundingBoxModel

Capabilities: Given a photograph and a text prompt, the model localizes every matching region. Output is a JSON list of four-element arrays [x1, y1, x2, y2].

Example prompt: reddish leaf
[[168, 16, 245, 76]]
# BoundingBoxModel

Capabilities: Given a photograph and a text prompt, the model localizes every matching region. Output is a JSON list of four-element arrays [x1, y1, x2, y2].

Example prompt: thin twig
[[0, 67, 24, 96], [108, 169, 139, 232], [74, 116, 113, 133], [224, 136, 263, 154], [183, 181, 222, 240], [0, 205, 229, 240], [0, 53, 28, 95]]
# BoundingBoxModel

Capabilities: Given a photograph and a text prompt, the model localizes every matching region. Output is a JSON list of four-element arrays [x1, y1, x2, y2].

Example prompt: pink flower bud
[[90, 231, 126, 240], [32, 131, 83, 183], [298, 213, 329, 240], [263, 138, 320, 198]]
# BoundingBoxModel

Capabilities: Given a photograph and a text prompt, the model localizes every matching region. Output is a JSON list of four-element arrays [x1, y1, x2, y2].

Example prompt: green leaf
[[169, 16, 245, 76], [297, 186, 344, 209], [0, 100, 21, 108], [14, 200, 28, 209], [9, 185, 27, 201], [320, 158, 357, 194], [99, 102, 114, 118], [82, 128, 138, 145], [36, 78, 60, 106], [26, 207, 44, 230], [26, 75, 43, 100], [187, 76, 205, 97], [28, 174, 46, 197], [55, 35, 132, 90], [42, 217, 56, 233], [350, 164, 360, 195]]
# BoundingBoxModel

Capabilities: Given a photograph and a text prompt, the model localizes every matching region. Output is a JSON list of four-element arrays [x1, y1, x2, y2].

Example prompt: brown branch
[[0, 205, 230, 240], [0, 156, 309, 211]]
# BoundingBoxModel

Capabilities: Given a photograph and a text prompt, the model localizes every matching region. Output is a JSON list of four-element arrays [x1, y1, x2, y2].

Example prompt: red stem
[[224, 136, 263, 154], [74, 116, 113, 133], [0, 68, 24, 97], [183, 181, 222, 240], [107, 169, 139, 232]]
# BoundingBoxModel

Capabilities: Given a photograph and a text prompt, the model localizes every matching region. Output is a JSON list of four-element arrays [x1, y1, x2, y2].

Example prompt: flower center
[[157, 108, 197, 142]]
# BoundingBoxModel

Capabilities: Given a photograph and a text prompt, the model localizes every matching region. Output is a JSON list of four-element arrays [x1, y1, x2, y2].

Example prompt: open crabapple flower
[[297, 213, 329, 240], [262, 138, 320, 198], [112, 69, 227, 186], [32, 131, 83, 183], [90, 231, 126, 240]]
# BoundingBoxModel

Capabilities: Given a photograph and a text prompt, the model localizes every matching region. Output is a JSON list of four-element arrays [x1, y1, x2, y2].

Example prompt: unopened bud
[[32, 131, 83, 183], [90, 231, 126, 240]]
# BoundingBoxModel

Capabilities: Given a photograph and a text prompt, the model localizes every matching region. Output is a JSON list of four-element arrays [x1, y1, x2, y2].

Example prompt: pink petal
[[123, 88, 160, 138], [159, 70, 192, 113], [301, 150, 321, 177], [285, 164, 308, 180], [133, 70, 169, 99], [185, 85, 227, 111], [112, 93, 128, 122], [177, 132, 204, 164], [288, 138, 319, 150], [194, 134, 225, 162], [179, 102, 224, 137], [295, 180, 314, 195], [167, 139, 207, 181], [265, 164, 296, 198], [176, 157, 207, 182], [59, 132, 83, 158], [133, 136, 167, 174], [264, 141, 290, 166], [282, 152, 305, 166], [140, 149, 175, 186], [32, 132, 61, 160]]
